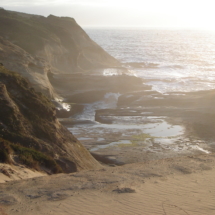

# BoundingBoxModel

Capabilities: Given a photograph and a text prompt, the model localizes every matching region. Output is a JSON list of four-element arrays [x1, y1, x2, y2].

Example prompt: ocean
[[67, 28, 214, 160], [85, 28, 215, 93]]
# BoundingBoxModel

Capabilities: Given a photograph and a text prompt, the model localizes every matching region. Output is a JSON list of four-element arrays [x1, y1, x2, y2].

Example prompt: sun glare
[[102, 0, 215, 30], [2, 0, 215, 29]]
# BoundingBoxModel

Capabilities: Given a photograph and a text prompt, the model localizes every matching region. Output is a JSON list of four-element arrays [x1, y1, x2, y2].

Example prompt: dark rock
[[173, 165, 192, 174], [48, 192, 69, 201], [0, 195, 17, 205], [67, 90, 107, 103], [95, 111, 113, 124], [113, 188, 136, 193]]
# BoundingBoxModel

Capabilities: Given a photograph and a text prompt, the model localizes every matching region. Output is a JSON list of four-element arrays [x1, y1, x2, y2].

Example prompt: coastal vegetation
[[0, 138, 62, 173], [0, 64, 100, 173]]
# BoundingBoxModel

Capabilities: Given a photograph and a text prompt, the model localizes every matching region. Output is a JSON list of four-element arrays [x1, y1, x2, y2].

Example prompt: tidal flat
[[62, 81, 215, 165]]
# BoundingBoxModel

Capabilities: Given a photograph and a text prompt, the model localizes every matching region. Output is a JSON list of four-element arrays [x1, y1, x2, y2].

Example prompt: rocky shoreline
[[1, 8, 215, 215], [60, 81, 215, 165]]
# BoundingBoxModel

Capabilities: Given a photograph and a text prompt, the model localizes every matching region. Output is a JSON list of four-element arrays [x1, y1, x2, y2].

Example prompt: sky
[[1, 0, 215, 29]]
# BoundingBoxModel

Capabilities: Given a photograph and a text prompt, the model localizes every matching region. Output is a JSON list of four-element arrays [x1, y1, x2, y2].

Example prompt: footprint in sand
[[0, 194, 18, 205], [162, 202, 190, 215]]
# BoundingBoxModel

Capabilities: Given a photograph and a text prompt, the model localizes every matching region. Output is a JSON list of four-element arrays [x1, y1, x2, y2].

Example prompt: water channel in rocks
[[61, 92, 212, 165], [59, 29, 215, 164]]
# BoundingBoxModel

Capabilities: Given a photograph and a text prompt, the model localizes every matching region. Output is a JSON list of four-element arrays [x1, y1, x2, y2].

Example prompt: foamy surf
[[75, 92, 120, 121]]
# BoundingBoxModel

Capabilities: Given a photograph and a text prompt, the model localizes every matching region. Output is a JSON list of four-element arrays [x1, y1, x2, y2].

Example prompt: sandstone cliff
[[0, 8, 120, 97], [0, 65, 100, 173], [0, 37, 55, 97]]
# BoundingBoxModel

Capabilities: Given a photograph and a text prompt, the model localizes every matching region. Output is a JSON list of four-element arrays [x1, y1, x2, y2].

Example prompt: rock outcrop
[[0, 8, 120, 97], [48, 73, 148, 103], [0, 65, 100, 173]]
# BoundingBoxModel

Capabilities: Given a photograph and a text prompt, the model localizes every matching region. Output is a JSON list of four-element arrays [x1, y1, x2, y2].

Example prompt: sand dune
[[0, 153, 215, 215], [0, 163, 47, 183]]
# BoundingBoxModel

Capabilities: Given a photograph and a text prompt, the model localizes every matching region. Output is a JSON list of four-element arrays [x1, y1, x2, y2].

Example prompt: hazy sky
[[1, 0, 215, 29]]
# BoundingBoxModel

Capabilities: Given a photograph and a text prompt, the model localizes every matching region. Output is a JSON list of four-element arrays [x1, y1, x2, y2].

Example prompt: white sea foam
[[75, 92, 120, 121], [62, 103, 71, 111], [102, 68, 137, 76], [53, 98, 71, 111], [103, 68, 123, 76]]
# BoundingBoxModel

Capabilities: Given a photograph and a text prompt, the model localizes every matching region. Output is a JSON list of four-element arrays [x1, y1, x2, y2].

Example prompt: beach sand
[[0, 163, 47, 183], [1, 153, 215, 215]]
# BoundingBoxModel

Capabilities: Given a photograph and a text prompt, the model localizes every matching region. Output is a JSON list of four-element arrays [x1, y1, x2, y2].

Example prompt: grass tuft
[[0, 138, 63, 173]]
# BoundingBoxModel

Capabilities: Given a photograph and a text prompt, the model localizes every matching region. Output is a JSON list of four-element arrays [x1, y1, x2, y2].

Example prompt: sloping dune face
[[0, 65, 100, 173], [0, 9, 120, 97]]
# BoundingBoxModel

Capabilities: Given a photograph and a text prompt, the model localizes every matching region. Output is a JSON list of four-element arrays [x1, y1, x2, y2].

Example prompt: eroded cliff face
[[0, 37, 55, 97], [0, 65, 100, 173], [0, 9, 120, 97]]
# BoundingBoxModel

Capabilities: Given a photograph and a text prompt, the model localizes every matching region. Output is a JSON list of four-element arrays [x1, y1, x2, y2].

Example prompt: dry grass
[[0, 168, 11, 178]]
